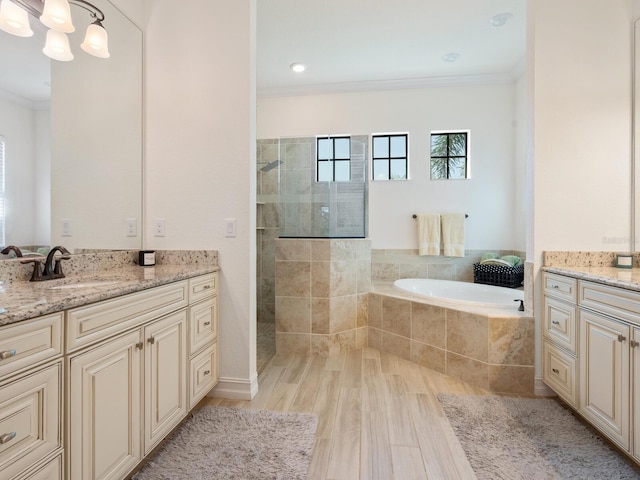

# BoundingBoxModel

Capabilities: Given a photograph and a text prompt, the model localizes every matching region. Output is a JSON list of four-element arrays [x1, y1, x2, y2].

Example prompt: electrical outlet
[[154, 218, 165, 237], [126, 218, 137, 237], [62, 218, 72, 237]]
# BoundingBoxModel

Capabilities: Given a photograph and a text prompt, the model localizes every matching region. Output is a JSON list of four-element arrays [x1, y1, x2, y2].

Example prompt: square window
[[372, 133, 408, 180], [430, 131, 469, 180], [316, 136, 351, 182]]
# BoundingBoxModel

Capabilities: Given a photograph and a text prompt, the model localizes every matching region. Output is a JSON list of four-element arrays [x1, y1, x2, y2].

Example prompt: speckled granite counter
[[542, 265, 640, 292], [0, 250, 219, 326]]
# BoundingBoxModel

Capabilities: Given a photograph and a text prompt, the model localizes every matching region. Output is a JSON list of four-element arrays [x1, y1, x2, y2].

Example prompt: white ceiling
[[0, 0, 527, 104], [257, 0, 527, 97]]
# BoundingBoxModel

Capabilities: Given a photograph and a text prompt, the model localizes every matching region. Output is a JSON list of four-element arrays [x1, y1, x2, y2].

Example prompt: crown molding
[[257, 71, 519, 98]]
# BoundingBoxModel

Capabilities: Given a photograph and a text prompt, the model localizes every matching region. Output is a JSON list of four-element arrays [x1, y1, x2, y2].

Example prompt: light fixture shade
[[0, 0, 33, 37], [43, 28, 74, 61], [81, 22, 109, 58], [40, 0, 74, 33]]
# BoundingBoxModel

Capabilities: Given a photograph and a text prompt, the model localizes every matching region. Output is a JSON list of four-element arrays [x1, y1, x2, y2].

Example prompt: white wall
[[531, 0, 633, 385], [0, 94, 39, 246], [258, 82, 526, 252], [144, 0, 257, 399]]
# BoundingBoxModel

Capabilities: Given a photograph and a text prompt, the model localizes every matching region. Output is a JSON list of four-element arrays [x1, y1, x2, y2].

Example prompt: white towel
[[417, 214, 440, 256], [442, 213, 465, 257]]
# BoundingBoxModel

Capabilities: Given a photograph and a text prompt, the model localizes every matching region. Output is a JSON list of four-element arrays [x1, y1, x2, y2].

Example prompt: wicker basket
[[473, 263, 524, 289]]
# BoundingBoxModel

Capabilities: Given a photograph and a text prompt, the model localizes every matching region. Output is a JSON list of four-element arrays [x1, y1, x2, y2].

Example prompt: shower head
[[258, 160, 282, 172]]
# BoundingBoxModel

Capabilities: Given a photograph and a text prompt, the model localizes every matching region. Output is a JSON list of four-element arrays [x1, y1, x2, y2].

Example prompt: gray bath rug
[[133, 406, 317, 480], [438, 394, 640, 480]]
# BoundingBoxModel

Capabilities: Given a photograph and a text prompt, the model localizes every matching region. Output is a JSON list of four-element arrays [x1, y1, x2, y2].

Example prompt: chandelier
[[0, 0, 109, 61]]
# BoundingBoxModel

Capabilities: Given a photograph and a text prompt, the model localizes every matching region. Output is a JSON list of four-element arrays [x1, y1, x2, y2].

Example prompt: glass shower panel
[[278, 135, 367, 238]]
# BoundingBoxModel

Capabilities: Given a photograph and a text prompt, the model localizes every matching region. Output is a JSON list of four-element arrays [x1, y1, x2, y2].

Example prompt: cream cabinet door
[[68, 330, 143, 480], [144, 310, 187, 454], [579, 309, 630, 450], [633, 327, 640, 462]]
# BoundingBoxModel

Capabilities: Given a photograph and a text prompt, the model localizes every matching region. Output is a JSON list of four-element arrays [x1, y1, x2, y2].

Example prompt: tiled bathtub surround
[[372, 249, 526, 283], [275, 238, 371, 355], [368, 291, 535, 395]]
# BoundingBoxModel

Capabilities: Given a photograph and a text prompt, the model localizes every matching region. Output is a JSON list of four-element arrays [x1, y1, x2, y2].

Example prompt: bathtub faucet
[[514, 299, 524, 311]]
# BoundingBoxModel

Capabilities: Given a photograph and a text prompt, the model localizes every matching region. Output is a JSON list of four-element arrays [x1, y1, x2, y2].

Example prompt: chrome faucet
[[21, 246, 71, 282], [1, 245, 23, 257]]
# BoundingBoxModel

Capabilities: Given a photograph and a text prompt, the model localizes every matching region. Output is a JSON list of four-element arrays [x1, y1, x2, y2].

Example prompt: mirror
[[0, 0, 142, 255], [635, 18, 640, 251]]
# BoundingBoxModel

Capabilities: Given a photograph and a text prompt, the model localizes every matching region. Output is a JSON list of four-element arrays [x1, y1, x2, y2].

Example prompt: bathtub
[[393, 278, 523, 309]]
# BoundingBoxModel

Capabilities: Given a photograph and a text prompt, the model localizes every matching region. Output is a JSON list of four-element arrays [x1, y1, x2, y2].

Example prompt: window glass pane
[[334, 138, 350, 159], [334, 160, 350, 181], [390, 136, 406, 157], [449, 133, 467, 156], [318, 161, 333, 181], [430, 134, 446, 156], [390, 159, 407, 180], [449, 161, 466, 179], [317, 138, 332, 160], [373, 159, 389, 180], [430, 158, 446, 180], [373, 137, 389, 158]]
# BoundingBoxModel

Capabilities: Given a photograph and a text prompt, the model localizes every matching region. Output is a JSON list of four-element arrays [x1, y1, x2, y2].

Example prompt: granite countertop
[[0, 264, 219, 327], [543, 265, 640, 292]]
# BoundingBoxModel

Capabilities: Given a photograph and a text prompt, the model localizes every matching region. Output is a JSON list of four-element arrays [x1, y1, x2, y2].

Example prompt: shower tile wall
[[257, 139, 280, 328], [275, 238, 371, 355], [371, 249, 526, 283]]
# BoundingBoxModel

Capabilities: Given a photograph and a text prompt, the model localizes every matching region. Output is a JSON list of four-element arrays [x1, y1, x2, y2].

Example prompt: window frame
[[371, 133, 409, 181], [316, 135, 351, 182], [429, 130, 470, 180]]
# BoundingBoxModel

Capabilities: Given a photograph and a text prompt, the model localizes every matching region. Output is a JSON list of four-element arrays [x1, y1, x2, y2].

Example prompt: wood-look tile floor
[[203, 348, 488, 479]]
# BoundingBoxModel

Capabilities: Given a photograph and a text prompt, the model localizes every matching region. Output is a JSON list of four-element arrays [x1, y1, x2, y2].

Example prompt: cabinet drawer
[[0, 314, 63, 379], [189, 273, 217, 304], [0, 363, 61, 480], [543, 296, 577, 353], [67, 281, 188, 352], [579, 280, 640, 325], [543, 272, 577, 303], [189, 343, 218, 409], [542, 340, 577, 407], [18, 454, 63, 480], [188, 297, 217, 355]]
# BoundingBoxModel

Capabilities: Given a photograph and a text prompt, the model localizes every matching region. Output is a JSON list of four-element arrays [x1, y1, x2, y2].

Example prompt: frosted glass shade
[[40, 0, 74, 33], [0, 0, 33, 37], [81, 22, 109, 58], [43, 29, 74, 61]]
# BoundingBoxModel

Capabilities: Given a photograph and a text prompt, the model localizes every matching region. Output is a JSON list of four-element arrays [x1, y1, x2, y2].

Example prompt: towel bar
[[412, 214, 468, 219]]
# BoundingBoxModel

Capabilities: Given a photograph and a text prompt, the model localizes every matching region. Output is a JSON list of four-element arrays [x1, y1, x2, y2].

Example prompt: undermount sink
[[47, 280, 121, 290]]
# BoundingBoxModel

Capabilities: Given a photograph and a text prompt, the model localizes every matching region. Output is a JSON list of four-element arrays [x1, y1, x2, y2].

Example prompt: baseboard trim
[[208, 374, 259, 400], [535, 376, 556, 397]]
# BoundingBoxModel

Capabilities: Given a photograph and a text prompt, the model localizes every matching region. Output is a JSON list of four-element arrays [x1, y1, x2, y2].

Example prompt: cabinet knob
[[204, 370, 211, 375], [0, 349, 16, 360], [135, 342, 144, 350], [618, 334, 626, 343], [0, 432, 16, 444], [550, 284, 559, 289], [551, 320, 560, 326], [203, 285, 211, 290], [630, 340, 640, 348], [204, 321, 211, 326], [552, 368, 560, 374], [148, 337, 155, 345]]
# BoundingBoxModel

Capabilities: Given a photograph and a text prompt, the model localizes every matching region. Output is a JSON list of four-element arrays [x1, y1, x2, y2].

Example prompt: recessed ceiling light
[[442, 52, 460, 63], [290, 62, 306, 73], [489, 12, 513, 27]]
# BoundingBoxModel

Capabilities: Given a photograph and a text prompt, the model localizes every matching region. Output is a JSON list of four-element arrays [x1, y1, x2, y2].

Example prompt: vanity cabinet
[[542, 272, 578, 406], [0, 314, 63, 480], [66, 274, 219, 480], [543, 272, 640, 460]]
